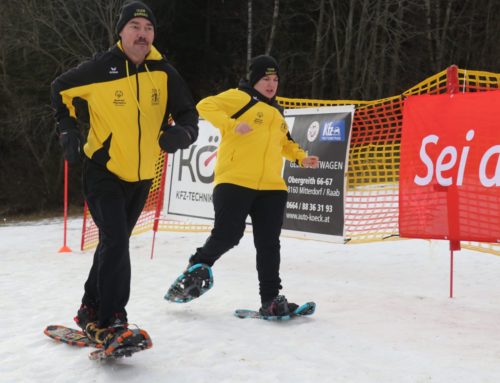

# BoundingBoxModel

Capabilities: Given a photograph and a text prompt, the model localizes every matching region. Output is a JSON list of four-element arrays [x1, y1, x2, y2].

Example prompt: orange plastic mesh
[[81, 153, 167, 251], [80, 67, 500, 256], [281, 68, 499, 254]]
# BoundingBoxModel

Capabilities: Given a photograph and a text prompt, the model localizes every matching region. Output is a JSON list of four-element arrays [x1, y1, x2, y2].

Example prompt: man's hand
[[58, 127, 83, 165], [159, 125, 193, 153], [301, 156, 319, 169]]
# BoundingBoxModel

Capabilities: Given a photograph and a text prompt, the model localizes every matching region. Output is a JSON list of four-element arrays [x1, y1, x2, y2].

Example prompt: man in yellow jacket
[[51, 1, 198, 357], [166, 55, 318, 316]]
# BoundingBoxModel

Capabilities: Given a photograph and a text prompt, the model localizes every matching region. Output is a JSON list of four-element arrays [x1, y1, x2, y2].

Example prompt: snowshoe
[[164, 263, 213, 303]]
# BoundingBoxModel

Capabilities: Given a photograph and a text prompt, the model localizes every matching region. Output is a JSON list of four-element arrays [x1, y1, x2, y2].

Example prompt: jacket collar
[[238, 79, 283, 114]]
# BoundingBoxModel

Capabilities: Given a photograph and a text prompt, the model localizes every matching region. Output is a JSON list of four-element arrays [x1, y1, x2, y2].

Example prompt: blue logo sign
[[320, 119, 345, 142]]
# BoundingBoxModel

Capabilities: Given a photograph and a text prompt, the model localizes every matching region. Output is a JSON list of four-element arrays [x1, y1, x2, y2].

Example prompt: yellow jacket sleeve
[[196, 89, 252, 135]]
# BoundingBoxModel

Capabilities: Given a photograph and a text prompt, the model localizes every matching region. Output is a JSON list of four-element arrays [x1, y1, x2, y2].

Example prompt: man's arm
[[50, 59, 94, 164], [159, 64, 199, 153]]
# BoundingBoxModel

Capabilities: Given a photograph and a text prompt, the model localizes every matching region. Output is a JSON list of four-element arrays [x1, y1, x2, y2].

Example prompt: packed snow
[[1, 218, 499, 383]]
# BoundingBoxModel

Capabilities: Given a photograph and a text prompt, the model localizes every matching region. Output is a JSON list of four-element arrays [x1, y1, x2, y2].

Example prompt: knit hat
[[116, 1, 157, 35], [248, 55, 280, 86]]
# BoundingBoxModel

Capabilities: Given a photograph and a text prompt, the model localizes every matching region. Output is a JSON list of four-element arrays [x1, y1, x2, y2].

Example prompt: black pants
[[82, 159, 152, 327], [190, 183, 288, 304]]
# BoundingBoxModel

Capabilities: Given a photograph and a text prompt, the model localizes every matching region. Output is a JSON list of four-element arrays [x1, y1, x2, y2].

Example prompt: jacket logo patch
[[109, 67, 119, 75], [151, 89, 160, 105], [113, 90, 126, 106], [254, 112, 264, 125], [280, 121, 288, 133]]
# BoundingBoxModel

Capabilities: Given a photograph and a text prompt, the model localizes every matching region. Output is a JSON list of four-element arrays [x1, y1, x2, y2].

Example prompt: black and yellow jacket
[[51, 42, 198, 181], [197, 82, 307, 191]]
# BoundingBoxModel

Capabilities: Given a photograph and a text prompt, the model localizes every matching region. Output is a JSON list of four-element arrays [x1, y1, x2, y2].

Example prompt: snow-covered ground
[[1, 218, 499, 383]]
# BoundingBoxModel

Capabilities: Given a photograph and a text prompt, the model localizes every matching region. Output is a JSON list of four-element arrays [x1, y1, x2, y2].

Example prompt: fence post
[[80, 201, 89, 251], [446, 64, 461, 298], [151, 153, 169, 259], [58, 160, 72, 253], [446, 65, 459, 95]]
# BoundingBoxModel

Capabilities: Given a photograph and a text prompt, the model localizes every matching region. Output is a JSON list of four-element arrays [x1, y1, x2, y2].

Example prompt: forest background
[[0, 0, 499, 218]]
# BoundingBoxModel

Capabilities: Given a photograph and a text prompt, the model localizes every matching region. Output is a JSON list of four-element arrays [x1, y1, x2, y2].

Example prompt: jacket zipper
[[257, 112, 275, 188], [135, 65, 142, 181]]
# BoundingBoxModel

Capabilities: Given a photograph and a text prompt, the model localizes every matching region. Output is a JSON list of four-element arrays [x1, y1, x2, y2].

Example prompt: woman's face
[[253, 74, 279, 99]]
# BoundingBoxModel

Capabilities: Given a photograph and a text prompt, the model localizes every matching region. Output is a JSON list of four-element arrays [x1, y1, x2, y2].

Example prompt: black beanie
[[249, 55, 280, 86], [116, 1, 157, 35]]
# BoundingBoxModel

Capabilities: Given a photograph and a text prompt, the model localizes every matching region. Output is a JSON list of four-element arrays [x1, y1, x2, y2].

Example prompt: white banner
[[164, 119, 219, 220], [164, 106, 355, 242]]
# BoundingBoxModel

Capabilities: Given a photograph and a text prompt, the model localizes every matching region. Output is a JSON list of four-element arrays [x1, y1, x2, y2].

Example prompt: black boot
[[259, 295, 299, 316], [74, 304, 97, 330]]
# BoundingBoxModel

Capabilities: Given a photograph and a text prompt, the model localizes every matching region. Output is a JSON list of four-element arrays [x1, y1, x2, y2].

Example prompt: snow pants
[[81, 159, 152, 327], [189, 183, 288, 304]]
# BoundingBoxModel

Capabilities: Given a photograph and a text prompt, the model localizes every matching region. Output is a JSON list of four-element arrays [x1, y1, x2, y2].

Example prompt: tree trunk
[[265, 0, 280, 55], [246, 0, 253, 76], [311, 0, 325, 98]]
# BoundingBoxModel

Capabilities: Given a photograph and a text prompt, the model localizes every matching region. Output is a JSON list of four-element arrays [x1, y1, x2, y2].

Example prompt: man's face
[[119, 17, 154, 61]]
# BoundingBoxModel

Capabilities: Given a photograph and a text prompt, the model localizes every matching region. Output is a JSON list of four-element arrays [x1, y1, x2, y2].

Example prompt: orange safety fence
[[80, 66, 500, 256], [81, 152, 169, 251]]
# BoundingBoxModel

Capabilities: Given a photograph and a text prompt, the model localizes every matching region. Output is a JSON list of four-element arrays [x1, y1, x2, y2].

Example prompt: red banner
[[399, 91, 500, 243]]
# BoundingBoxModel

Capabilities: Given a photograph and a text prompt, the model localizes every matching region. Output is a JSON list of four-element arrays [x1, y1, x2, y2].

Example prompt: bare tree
[[424, 0, 456, 71], [311, 0, 326, 98], [1, 0, 499, 216], [246, 0, 253, 76], [0, 0, 122, 214], [265, 0, 280, 55]]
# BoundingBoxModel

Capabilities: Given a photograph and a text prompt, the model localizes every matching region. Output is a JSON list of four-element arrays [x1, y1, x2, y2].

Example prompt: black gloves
[[159, 125, 194, 153], [57, 121, 83, 165]]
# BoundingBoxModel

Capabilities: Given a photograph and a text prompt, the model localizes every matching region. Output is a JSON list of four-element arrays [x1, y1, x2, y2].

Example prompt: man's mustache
[[134, 38, 149, 44]]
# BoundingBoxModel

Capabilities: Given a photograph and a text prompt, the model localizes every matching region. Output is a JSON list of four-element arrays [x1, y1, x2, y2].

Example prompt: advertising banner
[[282, 106, 354, 241], [399, 91, 500, 243], [165, 106, 355, 242], [165, 119, 219, 220]]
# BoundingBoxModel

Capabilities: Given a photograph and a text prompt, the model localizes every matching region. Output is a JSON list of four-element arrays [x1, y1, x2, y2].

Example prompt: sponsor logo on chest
[[254, 111, 264, 125], [151, 88, 160, 105], [113, 90, 126, 106]]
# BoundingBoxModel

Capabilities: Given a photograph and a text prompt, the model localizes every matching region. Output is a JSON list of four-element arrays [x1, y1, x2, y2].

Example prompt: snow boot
[[259, 295, 299, 317], [74, 304, 97, 330], [85, 316, 152, 359]]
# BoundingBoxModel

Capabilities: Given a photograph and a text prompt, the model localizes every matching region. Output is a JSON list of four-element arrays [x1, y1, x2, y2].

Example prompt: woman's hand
[[301, 156, 319, 168], [235, 122, 253, 135]]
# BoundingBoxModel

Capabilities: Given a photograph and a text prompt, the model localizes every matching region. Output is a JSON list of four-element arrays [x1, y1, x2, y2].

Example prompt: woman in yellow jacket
[[166, 55, 319, 316]]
